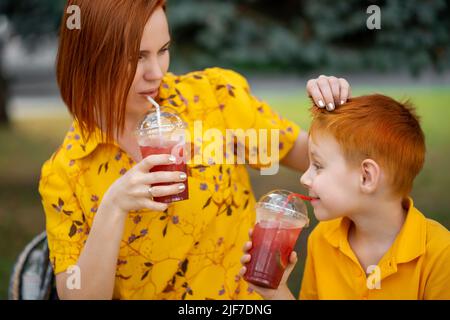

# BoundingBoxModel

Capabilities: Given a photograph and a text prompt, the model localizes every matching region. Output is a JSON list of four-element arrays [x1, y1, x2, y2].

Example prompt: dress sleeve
[[39, 153, 89, 275], [205, 68, 301, 173]]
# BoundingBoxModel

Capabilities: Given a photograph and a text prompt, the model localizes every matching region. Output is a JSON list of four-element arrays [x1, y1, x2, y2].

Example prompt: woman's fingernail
[[178, 184, 186, 191], [318, 100, 325, 108], [327, 102, 335, 111], [169, 155, 176, 163], [179, 173, 187, 180]]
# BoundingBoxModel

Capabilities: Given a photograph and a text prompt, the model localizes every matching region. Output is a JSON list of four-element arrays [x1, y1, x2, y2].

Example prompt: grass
[[0, 85, 449, 299], [0, 117, 73, 299]]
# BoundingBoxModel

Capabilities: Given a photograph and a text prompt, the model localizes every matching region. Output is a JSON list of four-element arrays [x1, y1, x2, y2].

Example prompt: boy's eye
[[313, 162, 322, 170]]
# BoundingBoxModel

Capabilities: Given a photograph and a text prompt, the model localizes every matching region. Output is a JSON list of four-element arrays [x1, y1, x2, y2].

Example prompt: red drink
[[244, 220, 302, 289], [140, 140, 189, 204], [243, 190, 309, 289], [136, 106, 189, 204]]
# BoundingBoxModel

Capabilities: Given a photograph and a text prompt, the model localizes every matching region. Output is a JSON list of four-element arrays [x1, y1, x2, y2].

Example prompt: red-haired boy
[[241, 94, 450, 299]]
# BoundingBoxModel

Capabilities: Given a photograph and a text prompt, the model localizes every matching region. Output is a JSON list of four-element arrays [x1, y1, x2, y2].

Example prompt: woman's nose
[[143, 59, 164, 82]]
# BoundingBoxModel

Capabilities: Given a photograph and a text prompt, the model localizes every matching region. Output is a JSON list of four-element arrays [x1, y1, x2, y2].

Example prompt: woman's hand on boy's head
[[306, 75, 351, 111]]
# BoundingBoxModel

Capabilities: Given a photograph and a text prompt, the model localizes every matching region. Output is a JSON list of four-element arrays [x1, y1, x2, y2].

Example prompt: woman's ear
[[359, 159, 380, 194]]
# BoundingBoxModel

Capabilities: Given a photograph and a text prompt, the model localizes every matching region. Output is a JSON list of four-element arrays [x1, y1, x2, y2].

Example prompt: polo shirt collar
[[323, 198, 427, 265], [390, 198, 427, 264]]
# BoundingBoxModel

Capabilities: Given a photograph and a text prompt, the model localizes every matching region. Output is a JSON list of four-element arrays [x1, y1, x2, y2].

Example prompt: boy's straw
[[277, 193, 313, 222], [289, 193, 314, 202]]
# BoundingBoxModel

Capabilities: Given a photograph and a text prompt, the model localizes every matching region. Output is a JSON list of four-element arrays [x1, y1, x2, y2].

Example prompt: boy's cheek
[[312, 205, 337, 221], [312, 198, 346, 221]]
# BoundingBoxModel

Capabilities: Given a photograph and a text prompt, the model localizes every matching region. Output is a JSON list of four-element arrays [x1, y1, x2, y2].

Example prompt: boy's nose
[[300, 171, 311, 189]]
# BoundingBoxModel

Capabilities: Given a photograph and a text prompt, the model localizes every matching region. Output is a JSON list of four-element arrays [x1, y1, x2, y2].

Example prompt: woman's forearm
[[57, 202, 126, 300], [280, 131, 310, 172]]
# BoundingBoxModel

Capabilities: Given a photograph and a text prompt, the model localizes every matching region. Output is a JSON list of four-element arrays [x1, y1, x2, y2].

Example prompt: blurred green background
[[1, 0, 449, 299]]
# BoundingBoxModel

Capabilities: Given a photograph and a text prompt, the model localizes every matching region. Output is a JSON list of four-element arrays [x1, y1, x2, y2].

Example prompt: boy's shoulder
[[424, 216, 450, 253], [308, 209, 450, 252], [408, 204, 449, 257]]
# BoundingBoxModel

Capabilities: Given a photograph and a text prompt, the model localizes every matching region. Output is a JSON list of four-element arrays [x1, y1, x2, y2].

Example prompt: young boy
[[240, 94, 450, 299]]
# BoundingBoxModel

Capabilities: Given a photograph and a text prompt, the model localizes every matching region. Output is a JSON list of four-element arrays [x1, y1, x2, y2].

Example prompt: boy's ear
[[359, 159, 380, 194]]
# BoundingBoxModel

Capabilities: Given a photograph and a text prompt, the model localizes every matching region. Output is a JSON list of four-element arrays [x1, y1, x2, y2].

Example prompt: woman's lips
[[139, 89, 159, 98]]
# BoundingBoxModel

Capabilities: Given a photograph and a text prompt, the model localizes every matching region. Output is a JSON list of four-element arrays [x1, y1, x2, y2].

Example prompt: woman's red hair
[[57, 0, 166, 143], [310, 94, 426, 197]]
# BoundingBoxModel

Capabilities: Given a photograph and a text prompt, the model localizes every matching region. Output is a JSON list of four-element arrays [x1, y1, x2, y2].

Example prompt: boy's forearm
[[264, 284, 296, 300]]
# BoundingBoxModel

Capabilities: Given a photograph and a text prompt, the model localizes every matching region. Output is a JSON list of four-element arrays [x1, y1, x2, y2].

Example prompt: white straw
[[146, 96, 160, 109], [146, 96, 163, 138]]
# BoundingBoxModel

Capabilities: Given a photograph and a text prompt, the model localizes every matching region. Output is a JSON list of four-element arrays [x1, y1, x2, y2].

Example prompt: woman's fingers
[[137, 154, 176, 172], [317, 75, 336, 111], [141, 199, 168, 212], [328, 76, 341, 106], [307, 75, 352, 109], [147, 183, 186, 198], [306, 79, 325, 108], [141, 171, 187, 185], [338, 78, 351, 104], [248, 228, 253, 238]]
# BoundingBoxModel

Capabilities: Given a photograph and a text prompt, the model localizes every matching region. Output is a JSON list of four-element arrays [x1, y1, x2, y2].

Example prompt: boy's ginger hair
[[310, 94, 426, 197]]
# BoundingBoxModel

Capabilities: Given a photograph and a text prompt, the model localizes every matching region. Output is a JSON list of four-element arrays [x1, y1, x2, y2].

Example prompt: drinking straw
[[146, 96, 163, 138], [277, 193, 313, 222]]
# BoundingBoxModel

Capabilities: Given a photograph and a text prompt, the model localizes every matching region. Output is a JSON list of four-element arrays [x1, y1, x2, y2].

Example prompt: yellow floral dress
[[39, 67, 300, 300]]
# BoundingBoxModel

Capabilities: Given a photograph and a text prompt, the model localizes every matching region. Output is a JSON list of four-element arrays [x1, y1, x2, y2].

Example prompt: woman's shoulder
[[40, 123, 82, 180], [164, 67, 250, 91]]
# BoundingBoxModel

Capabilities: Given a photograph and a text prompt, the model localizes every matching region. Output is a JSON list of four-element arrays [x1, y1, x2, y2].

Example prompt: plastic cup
[[244, 189, 309, 289], [136, 106, 189, 204]]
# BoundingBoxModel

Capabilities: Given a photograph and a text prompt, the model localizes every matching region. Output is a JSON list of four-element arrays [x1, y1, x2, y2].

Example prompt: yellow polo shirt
[[299, 198, 450, 300], [39, 67, 300, 300]]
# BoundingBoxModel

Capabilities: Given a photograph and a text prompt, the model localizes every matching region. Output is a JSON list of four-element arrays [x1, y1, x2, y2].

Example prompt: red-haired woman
[[39, 0, 351, 299]]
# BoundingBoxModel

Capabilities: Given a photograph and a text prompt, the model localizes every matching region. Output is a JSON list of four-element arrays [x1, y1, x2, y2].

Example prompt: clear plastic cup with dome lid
[[136, 103, 189, 203], [244, 189, 310, 289]]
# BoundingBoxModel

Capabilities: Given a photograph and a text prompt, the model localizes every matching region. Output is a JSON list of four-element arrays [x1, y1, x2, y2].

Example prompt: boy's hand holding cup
[[239, 190, 310, 300]]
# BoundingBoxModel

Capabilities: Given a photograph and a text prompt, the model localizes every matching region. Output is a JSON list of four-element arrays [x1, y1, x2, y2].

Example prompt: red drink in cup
[[136, 106, 189, 204], [244, 190, 309, 289]]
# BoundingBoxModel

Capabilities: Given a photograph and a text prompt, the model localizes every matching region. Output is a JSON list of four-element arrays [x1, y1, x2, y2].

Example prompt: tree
[[0, 0, 65, 125], [1, 0, 449, 126], [167, 0, 450, 75]]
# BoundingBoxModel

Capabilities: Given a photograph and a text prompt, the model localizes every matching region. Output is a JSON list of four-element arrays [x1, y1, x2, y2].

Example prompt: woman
[[39, 0, 351, 300]]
